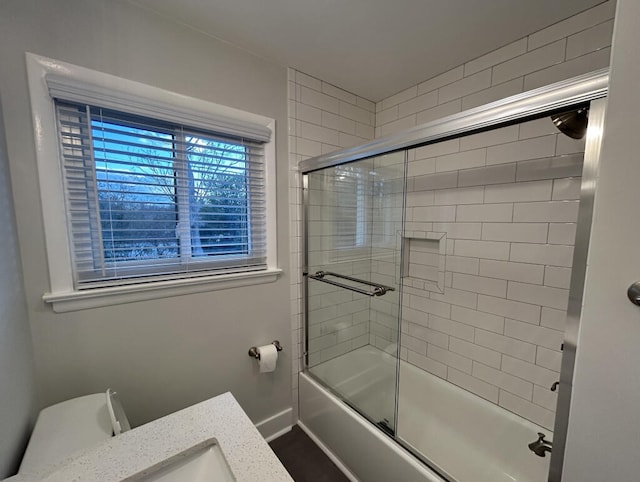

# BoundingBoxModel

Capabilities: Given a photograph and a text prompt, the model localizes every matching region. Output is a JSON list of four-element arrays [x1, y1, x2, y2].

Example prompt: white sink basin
[[135, 441, 235, 482]]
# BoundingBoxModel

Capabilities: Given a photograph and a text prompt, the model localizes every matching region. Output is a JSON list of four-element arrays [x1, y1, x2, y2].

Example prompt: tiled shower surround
[[375, 1, 615, 138], [287, 70, 375, 419], [398, 117, 584, 430], [289, 0, 615, 425]]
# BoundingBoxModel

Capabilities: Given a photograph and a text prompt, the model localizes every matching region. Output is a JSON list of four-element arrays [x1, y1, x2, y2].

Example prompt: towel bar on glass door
[[305, 271, 395, 297]]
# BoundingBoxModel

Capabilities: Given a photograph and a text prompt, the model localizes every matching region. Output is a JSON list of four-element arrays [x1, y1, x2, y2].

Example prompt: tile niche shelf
[[401, 232, 447, 293]]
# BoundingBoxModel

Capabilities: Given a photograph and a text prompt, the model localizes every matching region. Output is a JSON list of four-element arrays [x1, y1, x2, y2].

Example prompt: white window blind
[[55, 100, 268, 288]]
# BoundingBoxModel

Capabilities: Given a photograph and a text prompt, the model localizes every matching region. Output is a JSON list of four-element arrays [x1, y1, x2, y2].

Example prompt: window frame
[[26, 53, 280, 312]]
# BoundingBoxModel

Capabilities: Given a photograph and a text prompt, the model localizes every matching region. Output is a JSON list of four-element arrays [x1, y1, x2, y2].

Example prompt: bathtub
[[299, 345, 551, 482]]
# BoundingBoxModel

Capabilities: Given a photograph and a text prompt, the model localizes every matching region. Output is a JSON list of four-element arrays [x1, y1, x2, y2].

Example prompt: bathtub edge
[[299, 371, 443, 482]]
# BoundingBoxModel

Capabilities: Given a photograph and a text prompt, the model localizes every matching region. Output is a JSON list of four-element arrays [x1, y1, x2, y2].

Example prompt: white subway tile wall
[[288, 69, 376, 420], [374, 0, 615, 137], [289, 0, 614, 426], [398, 119, 583, 430]]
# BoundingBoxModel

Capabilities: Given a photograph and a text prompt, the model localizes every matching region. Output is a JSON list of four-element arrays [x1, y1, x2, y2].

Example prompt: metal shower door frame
[[548, 96, 607, 481]]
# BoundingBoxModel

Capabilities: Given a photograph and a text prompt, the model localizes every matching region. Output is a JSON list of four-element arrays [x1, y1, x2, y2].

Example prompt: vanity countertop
[[10, 392, 293, 482]]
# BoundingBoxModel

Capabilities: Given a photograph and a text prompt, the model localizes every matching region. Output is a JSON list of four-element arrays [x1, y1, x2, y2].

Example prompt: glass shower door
[[394, 109, 596, 482], [304, 151, 405, 434]]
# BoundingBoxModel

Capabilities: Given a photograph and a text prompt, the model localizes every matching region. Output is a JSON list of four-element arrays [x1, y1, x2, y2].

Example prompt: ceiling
[[132, 0, 603, 101]]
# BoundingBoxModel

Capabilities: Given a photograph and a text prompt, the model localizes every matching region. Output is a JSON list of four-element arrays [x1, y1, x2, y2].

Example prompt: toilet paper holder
[[248, 340, 283, 360]]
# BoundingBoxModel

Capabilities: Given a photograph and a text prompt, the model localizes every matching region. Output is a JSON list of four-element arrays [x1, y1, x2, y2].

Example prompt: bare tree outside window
[[93, 118, 251, 264]]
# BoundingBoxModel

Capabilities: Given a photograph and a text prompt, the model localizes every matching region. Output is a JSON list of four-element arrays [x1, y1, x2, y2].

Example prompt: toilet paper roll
[[257, 344, 278, 373]]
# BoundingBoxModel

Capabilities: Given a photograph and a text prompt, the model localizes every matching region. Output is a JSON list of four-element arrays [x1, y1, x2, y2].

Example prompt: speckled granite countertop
[[8, 392, 293, 482]]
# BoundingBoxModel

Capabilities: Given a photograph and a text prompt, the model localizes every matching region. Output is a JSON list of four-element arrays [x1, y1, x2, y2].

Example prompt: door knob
[[627, 281, 640, 306]]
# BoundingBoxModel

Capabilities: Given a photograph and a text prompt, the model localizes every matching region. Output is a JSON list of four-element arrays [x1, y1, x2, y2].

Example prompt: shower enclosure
[[300, 70, 608, 482]]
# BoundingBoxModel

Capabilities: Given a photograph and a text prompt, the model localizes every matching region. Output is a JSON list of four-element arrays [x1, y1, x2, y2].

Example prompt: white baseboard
[[255, 407, 293, 442], [297, 421, 360, 482]]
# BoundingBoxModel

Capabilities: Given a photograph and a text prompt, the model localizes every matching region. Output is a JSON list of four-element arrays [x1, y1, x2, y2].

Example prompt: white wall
[[0, 97, 37, 476], [0, 0, 291, 429], [563, 0, 640, 479]]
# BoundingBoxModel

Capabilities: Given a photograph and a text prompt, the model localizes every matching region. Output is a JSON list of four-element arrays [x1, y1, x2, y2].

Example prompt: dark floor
[[269, 425, 349, 482]]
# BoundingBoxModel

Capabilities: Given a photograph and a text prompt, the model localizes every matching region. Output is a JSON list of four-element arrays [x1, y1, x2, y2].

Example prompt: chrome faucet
[[528, 432, 553, 457]]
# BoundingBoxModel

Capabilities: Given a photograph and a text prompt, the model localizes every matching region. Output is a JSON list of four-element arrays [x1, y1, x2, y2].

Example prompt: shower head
[[551, 107, 589, 139]]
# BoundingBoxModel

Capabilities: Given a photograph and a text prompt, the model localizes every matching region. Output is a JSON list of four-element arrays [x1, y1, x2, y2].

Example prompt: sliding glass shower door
[[304, 151, 405, 434], [392, 104, 604, 482], [300, 70, 608, 482]]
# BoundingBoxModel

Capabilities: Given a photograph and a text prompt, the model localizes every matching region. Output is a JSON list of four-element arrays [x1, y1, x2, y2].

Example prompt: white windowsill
[[43, 268, 283, 313]]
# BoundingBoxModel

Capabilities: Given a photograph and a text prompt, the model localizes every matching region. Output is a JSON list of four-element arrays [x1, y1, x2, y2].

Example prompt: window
[[26, 53, 279, 311], [57, 101, 266, 288], [334, 165, 369, 250]]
